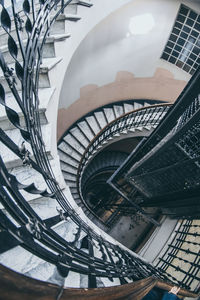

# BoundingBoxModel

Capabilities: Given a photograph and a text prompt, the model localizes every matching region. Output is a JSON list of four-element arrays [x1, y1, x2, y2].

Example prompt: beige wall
[[57, 67, 187, 140]]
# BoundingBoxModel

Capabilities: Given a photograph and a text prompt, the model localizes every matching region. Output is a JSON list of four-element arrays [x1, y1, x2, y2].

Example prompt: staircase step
[[70, 126, 89, 148], [63, 134, 85, 154], [0, 57, 62, 93], [0, 246, 44, 275], [28, 197, 63, 220], [52, 219, 79, 243], [52, 2, 78, 15], [113, 105, 124, 118], [128, 128, 136, 133], [144, 102, 151, 107], [123, 103, 134, 114], [58, 142, 82, 162], [60, 161, 78, 175], [144, 125, 152, 131], [0, 33, 70, 65], [75, 0, 93, 7], [0, 87, 55, 131], [58, 149, 79, 168], [0, 123, 52, 169], [25, 261, 55, 283], [94, 111, 107, 129], [103, 107, 115, 123], [65, 14, 81, 21], [77, 120, 95, 141], [86, 116, 101, 135], [62, 171, 77, 182], [50, 16, 67, 35], [64, 271, 81, 287], [65, 180, 77, 188], [133, 102, 143, 110], [70, 187, 79, 194]]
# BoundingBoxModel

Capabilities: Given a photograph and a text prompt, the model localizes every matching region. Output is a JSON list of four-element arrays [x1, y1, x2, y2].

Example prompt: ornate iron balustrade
[[156, 219, 200, 292], [0, 0, 172, 291]]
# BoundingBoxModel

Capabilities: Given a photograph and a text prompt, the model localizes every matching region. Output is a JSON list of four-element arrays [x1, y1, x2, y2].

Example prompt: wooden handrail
[[155, 280, 198, 298], [0, 264, 198, 300]]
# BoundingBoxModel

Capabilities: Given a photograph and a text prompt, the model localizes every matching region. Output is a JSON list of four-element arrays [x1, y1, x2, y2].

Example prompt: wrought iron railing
[[156, 219, 200, 291], [0, 0, 171, 291], [78, 104, 171, 194], [106, 66, 200, 292], [76, 104, 171, 226], [78, 104, 170, 179]]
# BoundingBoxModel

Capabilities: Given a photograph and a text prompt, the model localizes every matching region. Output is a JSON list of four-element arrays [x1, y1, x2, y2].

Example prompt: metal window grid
[[161, 4, 200, 75]]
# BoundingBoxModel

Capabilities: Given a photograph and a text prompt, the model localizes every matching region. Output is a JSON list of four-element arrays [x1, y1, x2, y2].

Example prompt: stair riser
[[0, 73, 50, 93], [1, 42, 56, 65], [0, 123, 52, 169], [0, 110, 47, 131]]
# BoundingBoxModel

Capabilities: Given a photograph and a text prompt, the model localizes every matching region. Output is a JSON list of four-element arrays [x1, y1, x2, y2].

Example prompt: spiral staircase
[[0, 1, 199, 299], [58, 100, 165, 224]]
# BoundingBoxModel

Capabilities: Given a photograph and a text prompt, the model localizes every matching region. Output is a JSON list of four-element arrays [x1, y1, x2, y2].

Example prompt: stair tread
[[113, 105, 124, 118], [62, 171, 77, 181], [0, 87, 55, 122], [0, 57, 62, 79], [65, 14, 81, 21], [76, 0, 93, 7], [70, 126, 89, 148], [133, 102, 143, 109], [124, 103, 134, 113], [65, 180, 77, 188], [0, 123, 52, 167], [58, 150, 80, 167], [94, 111, 107, 129], [86, 115, 101, 135], [63, 134, 85, 154], [58, 143, 82, 161], [60, 161, 78, 174], [77, 120, 94, 141], [103, 107, 115, 123], [0, 33, 71, 53]]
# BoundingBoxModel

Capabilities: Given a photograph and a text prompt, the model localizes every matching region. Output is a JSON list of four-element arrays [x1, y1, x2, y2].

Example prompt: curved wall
[[57, 68, 187, 140], [57, 0, 200, 139]]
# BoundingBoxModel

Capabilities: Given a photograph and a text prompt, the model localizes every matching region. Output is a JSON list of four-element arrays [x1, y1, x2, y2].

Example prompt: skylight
[[161, 5, 200, 75]]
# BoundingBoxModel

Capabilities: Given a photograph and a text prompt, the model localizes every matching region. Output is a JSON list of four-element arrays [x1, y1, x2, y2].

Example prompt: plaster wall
[[38, 0, 134, 155], [57, 0, 200, 139], [57, 68, 187, 140], [59, 0, 198, 111]]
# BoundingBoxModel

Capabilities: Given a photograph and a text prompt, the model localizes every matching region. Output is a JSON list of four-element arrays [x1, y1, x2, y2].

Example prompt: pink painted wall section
[[57, 68, 187, 141]]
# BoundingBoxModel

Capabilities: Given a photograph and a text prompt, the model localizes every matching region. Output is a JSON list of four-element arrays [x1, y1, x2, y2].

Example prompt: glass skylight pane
[[161, 4, 200, 74]]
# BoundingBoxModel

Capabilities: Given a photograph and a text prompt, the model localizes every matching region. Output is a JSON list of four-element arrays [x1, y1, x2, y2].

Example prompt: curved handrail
[[0, 264, 198, 300]]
